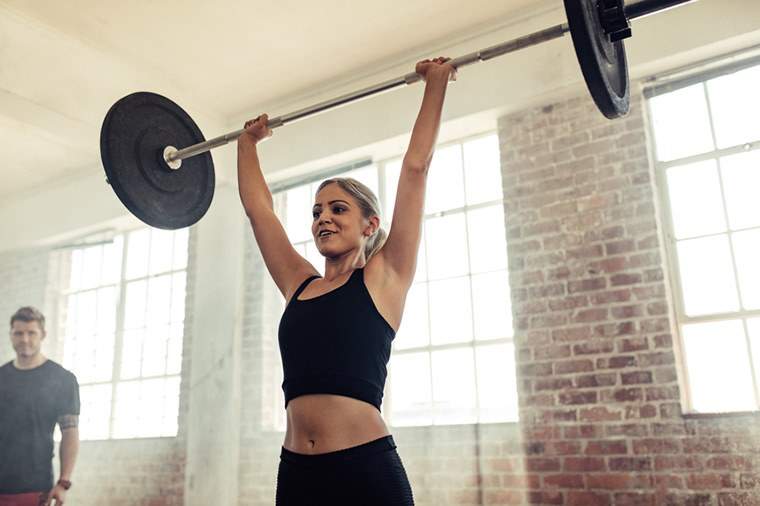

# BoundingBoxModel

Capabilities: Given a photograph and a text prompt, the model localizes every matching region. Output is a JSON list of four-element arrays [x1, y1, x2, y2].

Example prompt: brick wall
[[500, 91, 760, 505]]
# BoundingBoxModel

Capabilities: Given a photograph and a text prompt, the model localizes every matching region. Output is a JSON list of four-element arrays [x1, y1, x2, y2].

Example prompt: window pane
[[707, 66, 760, 149], [171, 272, 187, 324], [147, 275, 172, 327], [81, 245, 102, 289], [683, 320, 756, 412], [390, 352, 432, 426], [121, 328, 144, 380], [75, 290, 97, 337], [149, 229, 174, 275], [395, 283, 430, 350], [383, 159, 402, 220], [96, 287, 117, 336], [649, 84, 714, 162], [666, 160, 726, 239], [426, 144, 465, 214], [113, 377, 179, 438], [476, 343, 518, 423], [732, 229, 760, 310], [125, 229, 149, 280], [172, 228, 189, 270], [432, 348, 477, 424], [141, 324, 169, 377], [463, 135, 502, 205], [69, 249, 83, 291], [102, 236, 124, 285], [79, 384, 112, 441], [92, 333, 115, 384], [413, 224, 427, 283], [285, 185, 313, 243], [472, 271, 513, 340], [467, 205, 508, 273], [304, 241, 323, 275], [720, 151, 760, 230], [112, 381, 140, 438], [676, 235, 739, 316], [426, 213, 469, 279], [124, 280, 147, 330], [344, 164, 379, 197], [429, 277, 473, 345]]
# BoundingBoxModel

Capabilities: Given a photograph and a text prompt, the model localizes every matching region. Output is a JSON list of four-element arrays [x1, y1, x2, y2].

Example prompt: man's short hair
[[10, 306, 46, 332]]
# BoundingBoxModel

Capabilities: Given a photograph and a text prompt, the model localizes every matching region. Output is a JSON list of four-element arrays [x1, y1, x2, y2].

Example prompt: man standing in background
[[0, 307, 80, 506]]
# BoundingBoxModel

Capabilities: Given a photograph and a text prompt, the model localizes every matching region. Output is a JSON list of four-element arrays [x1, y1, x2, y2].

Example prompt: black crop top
[[278, 268, 396, 411]]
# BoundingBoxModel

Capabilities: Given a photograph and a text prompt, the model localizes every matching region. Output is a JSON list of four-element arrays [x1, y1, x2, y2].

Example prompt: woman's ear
[[363, 216, 380, 237]]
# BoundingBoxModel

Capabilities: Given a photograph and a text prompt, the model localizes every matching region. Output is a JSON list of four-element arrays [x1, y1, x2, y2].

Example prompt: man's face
[[10, 320, 45, 359]]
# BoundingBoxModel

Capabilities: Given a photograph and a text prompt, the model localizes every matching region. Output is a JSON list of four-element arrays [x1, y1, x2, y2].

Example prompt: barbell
[[100, 0, 695, 230]]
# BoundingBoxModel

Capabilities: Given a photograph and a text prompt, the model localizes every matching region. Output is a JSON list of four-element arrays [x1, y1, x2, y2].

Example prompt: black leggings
[[276, 435, 414, 505]]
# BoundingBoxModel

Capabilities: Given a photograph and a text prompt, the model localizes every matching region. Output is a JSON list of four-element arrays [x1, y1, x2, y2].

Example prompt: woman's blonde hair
[[316, 177, 387, 260]]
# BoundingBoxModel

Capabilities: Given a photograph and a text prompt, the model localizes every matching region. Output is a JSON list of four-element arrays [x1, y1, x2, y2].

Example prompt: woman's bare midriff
[[283, 394, 390, 454]]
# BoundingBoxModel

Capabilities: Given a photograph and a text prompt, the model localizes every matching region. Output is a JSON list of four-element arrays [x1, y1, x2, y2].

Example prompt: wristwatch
[[57, 479, 72, 490]]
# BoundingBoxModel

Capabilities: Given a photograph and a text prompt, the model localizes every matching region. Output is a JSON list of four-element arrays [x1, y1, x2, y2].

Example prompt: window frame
[[645, 62, 760, 414], [58, 227, 188, 440]]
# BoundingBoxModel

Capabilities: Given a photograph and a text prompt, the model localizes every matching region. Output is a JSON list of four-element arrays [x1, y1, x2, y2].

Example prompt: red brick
[[613, 492, 657, 506], [687, 473, 737, 490], [526, 457, 561, 472], [596, 355, 637, 369], [568, 278, 607, 293], [611, 273, 643, 286], [577, 373, 617, 388], [559, 391, 598, 405], [622, 371, 653, 385], [544, 473, 585, 488], [565, 457, 606, 472], [573, 308, 609, 323], [574, 340, 615, 355], [585, 440, 628, 455], [619, 336, 650, 352], [633, 438, 681, 454], [580, 406, 623, 422], [566, 490, 612, 506], [609, 457, 652, 471], [555, 359, 594, 374]]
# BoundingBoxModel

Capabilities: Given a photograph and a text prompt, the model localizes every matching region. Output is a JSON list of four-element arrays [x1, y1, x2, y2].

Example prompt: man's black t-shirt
[[0, 360, 80, 494]]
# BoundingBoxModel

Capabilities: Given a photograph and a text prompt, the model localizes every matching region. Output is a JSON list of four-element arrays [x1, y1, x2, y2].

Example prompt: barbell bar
[[163, 0, 694, 168], [100, 0, 696, 230]]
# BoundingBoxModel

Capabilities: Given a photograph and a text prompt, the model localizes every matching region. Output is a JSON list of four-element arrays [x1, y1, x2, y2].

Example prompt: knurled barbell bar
[[100, 0, 696, 230]]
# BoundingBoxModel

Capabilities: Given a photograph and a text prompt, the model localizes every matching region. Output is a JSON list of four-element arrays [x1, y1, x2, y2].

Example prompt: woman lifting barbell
[[236, 57, 455, 505]]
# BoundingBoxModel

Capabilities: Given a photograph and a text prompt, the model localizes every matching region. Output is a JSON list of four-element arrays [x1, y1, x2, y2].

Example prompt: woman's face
[[311, 184, 368, 257]]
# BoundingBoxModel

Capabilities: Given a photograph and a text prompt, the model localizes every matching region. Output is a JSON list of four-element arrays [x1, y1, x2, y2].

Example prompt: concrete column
[[184, 183, 245, 506]]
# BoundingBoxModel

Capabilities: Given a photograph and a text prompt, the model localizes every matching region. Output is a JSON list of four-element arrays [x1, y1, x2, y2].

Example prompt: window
[[60, 228, 188, 439], [646, 63, 760, 413], [272, 133, 518, 427]]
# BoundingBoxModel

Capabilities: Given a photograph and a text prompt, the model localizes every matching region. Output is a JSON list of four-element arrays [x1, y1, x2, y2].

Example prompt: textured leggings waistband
[[280, 435, 396, 465]]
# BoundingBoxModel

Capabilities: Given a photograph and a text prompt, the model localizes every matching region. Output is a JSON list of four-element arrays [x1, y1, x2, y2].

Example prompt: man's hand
[[44, 484, 67, 506]]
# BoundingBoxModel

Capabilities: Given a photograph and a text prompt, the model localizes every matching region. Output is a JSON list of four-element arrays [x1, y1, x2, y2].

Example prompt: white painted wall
[[1, 0, 759, 252]]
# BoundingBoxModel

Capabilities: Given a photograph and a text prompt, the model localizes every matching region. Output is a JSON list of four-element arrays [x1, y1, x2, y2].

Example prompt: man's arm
[[45, 416, 79, 505], [59, 415, 79, 481]]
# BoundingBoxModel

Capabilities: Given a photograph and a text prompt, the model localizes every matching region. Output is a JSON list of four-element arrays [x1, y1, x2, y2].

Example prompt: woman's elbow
[[402, 158, 430, 173]]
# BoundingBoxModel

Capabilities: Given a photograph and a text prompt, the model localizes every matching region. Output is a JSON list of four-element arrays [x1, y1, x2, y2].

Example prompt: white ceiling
[[0, 0, 542, 199]]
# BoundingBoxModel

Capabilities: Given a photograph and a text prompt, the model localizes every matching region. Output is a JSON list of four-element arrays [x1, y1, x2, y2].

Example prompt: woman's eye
[[333, 207, 344, 213]]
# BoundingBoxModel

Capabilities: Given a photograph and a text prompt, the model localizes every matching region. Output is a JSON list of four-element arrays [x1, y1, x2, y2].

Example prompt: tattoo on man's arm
[[58, 414, 79, 430]]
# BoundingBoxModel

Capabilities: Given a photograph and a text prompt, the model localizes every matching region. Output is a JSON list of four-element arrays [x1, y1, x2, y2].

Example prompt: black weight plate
[[564, 0, 630, 119], [100, 92, 215, 229]]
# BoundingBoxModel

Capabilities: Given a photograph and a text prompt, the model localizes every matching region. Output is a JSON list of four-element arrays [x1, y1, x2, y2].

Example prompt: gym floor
[[1, 1, 760, 505]]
